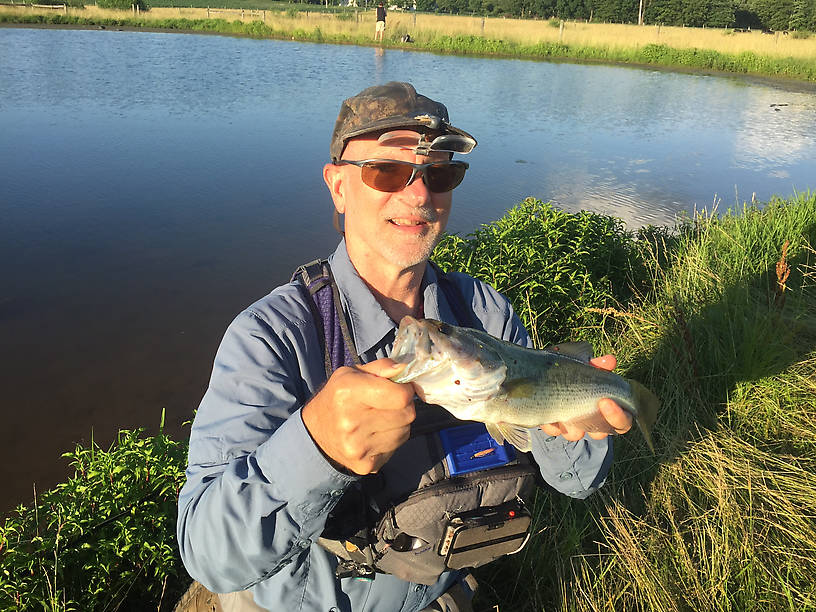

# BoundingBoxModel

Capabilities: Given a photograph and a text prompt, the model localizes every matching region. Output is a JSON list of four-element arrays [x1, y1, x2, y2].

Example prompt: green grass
[[1, 193, 815, 610]]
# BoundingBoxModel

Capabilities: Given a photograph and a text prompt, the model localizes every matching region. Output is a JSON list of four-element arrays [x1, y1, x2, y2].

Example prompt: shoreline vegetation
[[2, 192, 815, 610], [2, 4, 816, 82]]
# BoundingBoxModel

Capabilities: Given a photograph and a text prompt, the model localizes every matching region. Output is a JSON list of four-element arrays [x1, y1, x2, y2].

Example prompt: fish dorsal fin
[[545, 341, 594, 363], [500, 377, 538, 399], [485, 423, 532, 453]]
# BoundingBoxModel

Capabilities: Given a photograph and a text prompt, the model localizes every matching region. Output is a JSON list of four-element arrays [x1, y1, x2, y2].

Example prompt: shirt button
[[559, 471, 574, 480], [299, 539, 312, 549], [330, 489, 344, 498], [329, 608, 339, 612], [546, 436, 557, 442], [414, 585, 423, 592]]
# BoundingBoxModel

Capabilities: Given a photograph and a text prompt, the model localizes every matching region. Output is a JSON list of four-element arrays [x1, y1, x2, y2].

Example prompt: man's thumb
[[357, 358, 407, 380]]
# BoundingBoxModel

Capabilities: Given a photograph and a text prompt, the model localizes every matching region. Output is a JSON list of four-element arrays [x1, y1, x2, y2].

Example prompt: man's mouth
[[389, 218, 427, 226]]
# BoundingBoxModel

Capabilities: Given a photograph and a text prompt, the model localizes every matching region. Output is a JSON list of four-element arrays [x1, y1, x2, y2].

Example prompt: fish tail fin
[[628, 379, 659, 453]]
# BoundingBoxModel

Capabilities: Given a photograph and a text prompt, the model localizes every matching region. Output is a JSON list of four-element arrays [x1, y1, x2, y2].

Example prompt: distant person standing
[[375, 1, 386, 42]]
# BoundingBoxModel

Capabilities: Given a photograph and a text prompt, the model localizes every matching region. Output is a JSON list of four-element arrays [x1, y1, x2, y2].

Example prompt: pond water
[[1, 27, 815, 512]]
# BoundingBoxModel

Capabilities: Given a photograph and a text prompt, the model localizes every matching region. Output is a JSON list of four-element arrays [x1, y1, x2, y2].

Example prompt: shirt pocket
[[187, 434, 228, 467]]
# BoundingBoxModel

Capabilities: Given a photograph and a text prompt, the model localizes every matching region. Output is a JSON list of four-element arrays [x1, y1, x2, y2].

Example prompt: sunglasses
[[336, 159, 469, 193]]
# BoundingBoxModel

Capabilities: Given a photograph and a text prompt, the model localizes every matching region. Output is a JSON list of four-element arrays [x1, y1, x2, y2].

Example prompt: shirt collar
[[327, 241, 458, 357], [328, 240, 399, 357]]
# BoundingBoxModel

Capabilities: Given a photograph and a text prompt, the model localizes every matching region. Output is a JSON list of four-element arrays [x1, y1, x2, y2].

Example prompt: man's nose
[[401, 171, 432, 202]]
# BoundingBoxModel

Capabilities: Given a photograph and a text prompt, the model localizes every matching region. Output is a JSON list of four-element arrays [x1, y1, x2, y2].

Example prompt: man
[[374, 1, 386, 42], [177, 82, 632, 612]]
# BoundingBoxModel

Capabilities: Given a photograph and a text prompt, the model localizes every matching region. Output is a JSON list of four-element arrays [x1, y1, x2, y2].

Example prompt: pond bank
[[2, 7, 816, 82]]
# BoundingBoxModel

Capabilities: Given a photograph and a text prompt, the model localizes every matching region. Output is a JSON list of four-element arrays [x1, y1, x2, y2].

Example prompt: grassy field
[[5, 3, 816, 59], [3, 3, 816, 80]]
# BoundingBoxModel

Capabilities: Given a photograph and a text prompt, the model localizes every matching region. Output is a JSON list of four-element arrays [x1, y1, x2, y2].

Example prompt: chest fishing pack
[[292, 259, 537, 585]]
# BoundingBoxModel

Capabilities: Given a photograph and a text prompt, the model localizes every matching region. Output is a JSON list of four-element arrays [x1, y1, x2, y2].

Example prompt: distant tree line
[[354, 0, 815, 31]]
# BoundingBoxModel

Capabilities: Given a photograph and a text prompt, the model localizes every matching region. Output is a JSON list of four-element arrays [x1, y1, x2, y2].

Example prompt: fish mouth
[[391, 316, 445, 377], [390, 317, 507, 401]]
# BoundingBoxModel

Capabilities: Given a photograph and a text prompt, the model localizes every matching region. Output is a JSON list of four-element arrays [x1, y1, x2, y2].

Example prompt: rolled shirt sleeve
[[177, 300, 358, 593]]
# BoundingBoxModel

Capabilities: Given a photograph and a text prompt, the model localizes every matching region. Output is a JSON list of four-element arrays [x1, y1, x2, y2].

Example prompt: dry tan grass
[[4, 4, 816, 60]]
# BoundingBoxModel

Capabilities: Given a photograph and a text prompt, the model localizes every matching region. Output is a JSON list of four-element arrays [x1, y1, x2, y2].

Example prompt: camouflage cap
[[330, 81, 476, 162]]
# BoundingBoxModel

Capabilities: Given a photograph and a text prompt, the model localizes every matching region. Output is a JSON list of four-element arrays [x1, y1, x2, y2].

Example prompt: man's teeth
[[391, 219, 424, 226]]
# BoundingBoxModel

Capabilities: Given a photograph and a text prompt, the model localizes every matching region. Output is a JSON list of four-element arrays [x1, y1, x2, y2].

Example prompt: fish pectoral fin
[[500, 377, 538, 399], [486, 422, 532, 453], [544, 341, 594, 363]]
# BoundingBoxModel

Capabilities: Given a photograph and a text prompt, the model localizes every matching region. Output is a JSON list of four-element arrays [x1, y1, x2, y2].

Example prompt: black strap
[[292, 260, 333, 378]]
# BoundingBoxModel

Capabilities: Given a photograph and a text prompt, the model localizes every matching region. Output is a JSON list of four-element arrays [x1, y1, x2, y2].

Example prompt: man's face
[[324, 130, 454, 275]]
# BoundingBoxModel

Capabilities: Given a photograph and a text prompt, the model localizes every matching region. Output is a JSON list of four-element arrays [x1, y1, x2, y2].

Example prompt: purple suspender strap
[[292, 259, 361, 379], [292, 259, 474, 380]]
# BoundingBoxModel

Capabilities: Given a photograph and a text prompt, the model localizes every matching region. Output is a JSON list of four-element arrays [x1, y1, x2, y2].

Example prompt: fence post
[[241, 8, 244, 18], [207, 6, 209, 17], [481, 16, 484, 35]]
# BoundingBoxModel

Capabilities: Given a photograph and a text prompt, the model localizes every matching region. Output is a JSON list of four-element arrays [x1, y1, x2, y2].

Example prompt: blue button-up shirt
[[177, 240, 613, 611]]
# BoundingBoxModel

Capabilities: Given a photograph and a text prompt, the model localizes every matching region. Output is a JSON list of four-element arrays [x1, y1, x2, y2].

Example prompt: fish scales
[[390, 316, 658, 453]]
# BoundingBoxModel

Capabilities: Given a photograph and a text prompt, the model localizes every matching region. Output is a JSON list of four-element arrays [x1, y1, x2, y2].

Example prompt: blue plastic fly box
[[438, 422, 516, 476]]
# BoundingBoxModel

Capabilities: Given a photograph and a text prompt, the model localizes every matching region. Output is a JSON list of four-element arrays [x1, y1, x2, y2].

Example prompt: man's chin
[[380, 242, 437, 270]]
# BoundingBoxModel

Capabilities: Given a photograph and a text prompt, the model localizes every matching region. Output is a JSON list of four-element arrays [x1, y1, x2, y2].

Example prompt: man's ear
[[323, 163, 346, 214]]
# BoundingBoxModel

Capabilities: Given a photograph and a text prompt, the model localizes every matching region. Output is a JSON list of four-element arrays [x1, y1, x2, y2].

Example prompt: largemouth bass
[[389, 317, 658, 453]]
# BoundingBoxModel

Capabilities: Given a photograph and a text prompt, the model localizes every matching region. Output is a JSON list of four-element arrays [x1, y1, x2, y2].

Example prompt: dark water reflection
[[1, 28, 814, 512]]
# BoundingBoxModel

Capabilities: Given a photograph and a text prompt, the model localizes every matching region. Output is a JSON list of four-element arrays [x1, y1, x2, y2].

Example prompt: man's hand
[[302, 358, 415, 475], [538, 354, 633, 442]]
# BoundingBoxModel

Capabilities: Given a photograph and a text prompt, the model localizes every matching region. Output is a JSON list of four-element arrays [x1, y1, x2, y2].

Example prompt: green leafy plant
[[433, 197, 646, 346], [0, 412, 189, 611]]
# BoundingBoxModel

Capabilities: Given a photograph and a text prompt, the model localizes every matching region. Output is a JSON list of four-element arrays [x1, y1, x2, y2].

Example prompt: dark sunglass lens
[[426, 163, 467, 192], [429, 135, 476, 154], [361, 162, 413, 192]]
